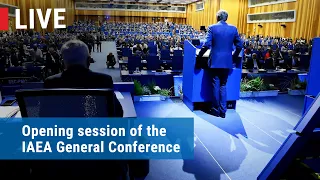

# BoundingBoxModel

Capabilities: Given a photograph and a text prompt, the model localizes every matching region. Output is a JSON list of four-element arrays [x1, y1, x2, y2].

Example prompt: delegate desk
[[120, 70, 174, 89], [4, 66, 46, 79], [242, 69, 307, 75], [242, 69, 308, 91], [183, 40, 242, 110], [119, 60, 173, 70]]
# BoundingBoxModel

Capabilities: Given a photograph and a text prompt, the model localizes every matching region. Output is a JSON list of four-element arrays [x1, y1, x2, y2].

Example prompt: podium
[[182, 40, 242, 111]]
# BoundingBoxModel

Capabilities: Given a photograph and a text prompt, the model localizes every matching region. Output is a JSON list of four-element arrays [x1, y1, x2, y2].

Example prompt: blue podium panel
[[192, 69, 211, 102], [258, 133, 306, 180], [306, 38, 320, 97], [295, 94, 320, 135], [182, 41, 196, 101], [303, 95, 315, 115], [182, 40, 242, 110], [259, 93, 320, 179], [192, 68, 241, 102]]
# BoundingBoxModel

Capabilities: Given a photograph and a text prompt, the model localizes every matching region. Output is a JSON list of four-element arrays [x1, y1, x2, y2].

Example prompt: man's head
[[217, 10, 228, 22], [252, 53, 257, 59], [49, 45, 55, 53], [61, 40, 89, 69]]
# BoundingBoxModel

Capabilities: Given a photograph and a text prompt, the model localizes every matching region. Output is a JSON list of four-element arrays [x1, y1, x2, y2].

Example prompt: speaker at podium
[[182, 40, 243, 111]]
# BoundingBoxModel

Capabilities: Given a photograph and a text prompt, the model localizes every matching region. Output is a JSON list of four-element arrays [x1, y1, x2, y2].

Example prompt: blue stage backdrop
[[0, 118, 194, 160]]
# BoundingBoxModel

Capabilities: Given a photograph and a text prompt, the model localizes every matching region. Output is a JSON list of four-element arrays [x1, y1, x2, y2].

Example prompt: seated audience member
[[33, 45, 43, 62], [281, 43, 288, 52], [275, 49, 283, 59], [174, 44, 183, 50], [132, 47, 142, 57], [264, 49, 273, 60], [142, 48, 149, 60], [286, 50, 300, 69], [10, 48, 19, 67], [170, 45, 174, 53], [107, 52, 116, 68], [252, 53, 260, 69], [44, 40, 123, 117], [141, 43, 148, 50], [46, 45, 61, 75], [264, 50, 274, 69], [244, 47, 252, 58], [6, 40, 150, 178]]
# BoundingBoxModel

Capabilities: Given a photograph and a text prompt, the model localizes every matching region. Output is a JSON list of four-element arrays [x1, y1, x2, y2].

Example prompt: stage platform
[[135, 95, 304, 180], [120, 70, 182, 89]]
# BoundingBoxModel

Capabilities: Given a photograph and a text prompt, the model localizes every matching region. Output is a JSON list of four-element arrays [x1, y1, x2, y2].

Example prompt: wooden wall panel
[[17, 0, 75, 32], [237, 0, 249, 35], [0, 0, 17, 6], [237, 0, 320, 40], [220, 0, 240, 27], [75, 10, 186, 18], [56, 0, 75, 28], [186, 0, 221, 30], [76, 15, 186, 24]]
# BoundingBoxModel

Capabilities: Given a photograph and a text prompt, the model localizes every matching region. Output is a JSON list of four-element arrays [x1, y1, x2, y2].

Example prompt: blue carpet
[[90, 41, 122, 82], [134, 95, 304, 180]]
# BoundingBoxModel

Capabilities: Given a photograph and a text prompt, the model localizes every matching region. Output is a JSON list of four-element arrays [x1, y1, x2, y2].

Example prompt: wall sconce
[[281, 24, 287, 28]]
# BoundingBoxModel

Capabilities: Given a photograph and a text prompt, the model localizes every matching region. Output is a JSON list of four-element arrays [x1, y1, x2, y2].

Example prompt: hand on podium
[[196, 56, 201, 69], [196, 55, 208, 69]]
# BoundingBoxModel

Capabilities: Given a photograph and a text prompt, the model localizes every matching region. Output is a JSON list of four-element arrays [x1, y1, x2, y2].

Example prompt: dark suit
[[107, 54, 116, 68], [46, 51, 61, 75], [285, 56, 300, 69], [198, 21, 243, 115], [96, 36, 102, 52], [44, 65, 123, 117]]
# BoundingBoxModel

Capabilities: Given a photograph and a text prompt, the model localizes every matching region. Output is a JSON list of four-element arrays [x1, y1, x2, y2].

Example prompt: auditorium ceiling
[[77, 0, 199, 5]]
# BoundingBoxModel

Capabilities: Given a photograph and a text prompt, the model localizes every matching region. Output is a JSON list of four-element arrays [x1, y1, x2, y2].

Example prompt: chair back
[[25, 67, 43, 79], [16, 89, 116, 117], [148, 46, 157, 55], [161, 50, 170, 60], [246, 58, 254, 69], [147, 56, 160, 70], [264, 58, 274, 69], [282, 52, 289, 61], [172, 56, 183, 71], [22, 62, 34, 68], [21, 82, 44, 90], [300, 55, 311, 70], [173, 50, 183, 56], [128, 56, 142, 71], [148, 41, 155, 47], [6, 67, 24, 77], [122, 48, 132, 57]]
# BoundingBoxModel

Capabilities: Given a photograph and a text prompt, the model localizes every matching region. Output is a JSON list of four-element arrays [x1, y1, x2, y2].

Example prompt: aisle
[[89, 41, 121, 82]]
